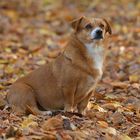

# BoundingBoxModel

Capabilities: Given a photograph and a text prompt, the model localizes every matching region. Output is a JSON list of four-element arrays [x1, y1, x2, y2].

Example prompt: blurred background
[[0, 0, 140, 94]]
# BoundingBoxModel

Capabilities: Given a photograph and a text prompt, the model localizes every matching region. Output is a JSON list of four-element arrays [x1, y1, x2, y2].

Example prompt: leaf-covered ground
[[0, 0, 140, 139]]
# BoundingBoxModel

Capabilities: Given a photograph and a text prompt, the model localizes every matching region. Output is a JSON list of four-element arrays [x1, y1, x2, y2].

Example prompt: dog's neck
[[85, 42, 105, 78], [63, 34, 107, 78]]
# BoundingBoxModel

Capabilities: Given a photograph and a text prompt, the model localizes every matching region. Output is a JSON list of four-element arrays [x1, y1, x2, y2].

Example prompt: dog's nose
[[96, 29, 102, 35], [94, 29, 103, 39], [91, 28, 103, 40]]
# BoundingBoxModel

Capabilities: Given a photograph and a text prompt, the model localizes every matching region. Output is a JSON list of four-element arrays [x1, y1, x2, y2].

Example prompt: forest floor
[[0, 0, 140, 139]]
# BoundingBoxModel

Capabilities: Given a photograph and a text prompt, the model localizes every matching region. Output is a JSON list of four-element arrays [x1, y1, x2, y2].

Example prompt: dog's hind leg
[[7, 83, 40, 115]]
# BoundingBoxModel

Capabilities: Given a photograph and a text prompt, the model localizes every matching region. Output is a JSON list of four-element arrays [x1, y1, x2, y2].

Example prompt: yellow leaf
[[119, 134, 132, 140], [122, 26, 128, 33], [3, 10, 19, 20], [0, 85, 4, 90], [5, 47, 12, 53], [39, 28, 55, 36], [125, 53, 133, 60], [105, 94, 117, 100], [36, 60, 46, 65], [5, 66, 15, 74], [0, 59, 8, 64], [92, 104, 107, 112], [114, 24, 121, 31], [129, 74, 139, 83], [21, 115, 38, 129]]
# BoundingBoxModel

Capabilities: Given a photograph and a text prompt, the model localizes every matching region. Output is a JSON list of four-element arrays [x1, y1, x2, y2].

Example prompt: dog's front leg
[[62, 87, 74, 112], [77, 91, 93, 115]]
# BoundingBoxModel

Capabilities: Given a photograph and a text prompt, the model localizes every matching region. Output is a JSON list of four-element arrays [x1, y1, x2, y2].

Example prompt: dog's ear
[[70, 16, 88, 32], [103, 18, 112, 35]]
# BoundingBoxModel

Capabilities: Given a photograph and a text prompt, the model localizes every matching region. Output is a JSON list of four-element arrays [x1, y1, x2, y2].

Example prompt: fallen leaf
[[21, 115, 38, 129], [6, 126, 19, 139], [128, 125, 140, 137], [119, 134, 132, 140], [102, 102, 122, 110], [129, 75, 139, 83], [105, 127, 117, 136], [97, 121, 108, 128], [92, 104, 107, 112], [110, 81, 128, 89], [0, 95, 6, 109], [63, 118, 76, 130], [105, 93, 118, 100], [42, 116, 63, 131], [110, 112, 125, 125]]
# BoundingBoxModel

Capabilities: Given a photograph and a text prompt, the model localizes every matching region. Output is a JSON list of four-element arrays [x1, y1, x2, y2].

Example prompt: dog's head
[[71, 16, 112, 44]]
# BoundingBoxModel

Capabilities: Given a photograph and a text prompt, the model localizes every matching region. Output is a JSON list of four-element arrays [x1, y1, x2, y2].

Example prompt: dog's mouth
[[91, 36, 103, 41]]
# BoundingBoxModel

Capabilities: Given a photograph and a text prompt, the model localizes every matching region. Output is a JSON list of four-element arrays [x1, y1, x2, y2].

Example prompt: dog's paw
[[64, 105, 74, 113], [40, 111, 52, 116], [78, 109, 87, 116]]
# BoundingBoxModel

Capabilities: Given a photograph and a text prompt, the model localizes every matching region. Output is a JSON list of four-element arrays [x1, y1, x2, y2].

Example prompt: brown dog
[[7, 16, 112, 115]]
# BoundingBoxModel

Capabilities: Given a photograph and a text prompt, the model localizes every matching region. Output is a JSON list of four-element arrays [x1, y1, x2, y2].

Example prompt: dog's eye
[[100, 24, 104, 28], [85, 24, 92, 30]]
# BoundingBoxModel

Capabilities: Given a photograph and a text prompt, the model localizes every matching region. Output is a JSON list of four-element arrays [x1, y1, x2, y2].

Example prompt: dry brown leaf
[[67, 130, 94, 140], [102, 102, 122, 110], [110, 81, 128, 89], [110, 112, 125, 125], [135, 137, 140, 140], [128, 125, 140, 137], [42, 116, 63, 131], [0, 95, 6, 109], [104, 133, 116, 140], [97, 121, 108, 128], [57, 131, 73, 140]]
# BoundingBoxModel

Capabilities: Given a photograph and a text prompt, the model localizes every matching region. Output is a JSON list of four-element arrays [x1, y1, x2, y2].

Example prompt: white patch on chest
[[85, 43, 104, 78]]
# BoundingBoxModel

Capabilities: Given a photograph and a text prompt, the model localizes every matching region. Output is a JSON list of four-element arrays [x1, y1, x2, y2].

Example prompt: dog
[[7, 16, 112, 115]]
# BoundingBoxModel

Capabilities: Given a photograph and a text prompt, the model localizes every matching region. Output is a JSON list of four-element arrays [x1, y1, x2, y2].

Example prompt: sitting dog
[[7, 16, 112, 115]]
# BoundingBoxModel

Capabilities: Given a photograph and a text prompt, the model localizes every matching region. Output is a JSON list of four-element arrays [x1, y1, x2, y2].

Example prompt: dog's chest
[[85, 43, 104, 78]]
